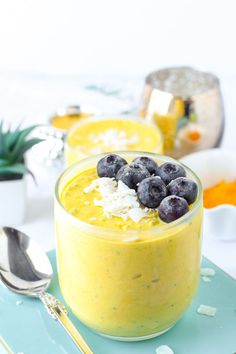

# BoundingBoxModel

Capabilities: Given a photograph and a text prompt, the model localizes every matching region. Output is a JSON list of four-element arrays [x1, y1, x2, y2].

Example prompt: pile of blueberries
[[97, 154, 198, 223]]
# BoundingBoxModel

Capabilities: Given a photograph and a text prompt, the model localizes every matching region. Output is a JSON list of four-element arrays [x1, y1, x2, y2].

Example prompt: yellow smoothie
[[65, 116, 163, 166], [55, 152, 203, 340]]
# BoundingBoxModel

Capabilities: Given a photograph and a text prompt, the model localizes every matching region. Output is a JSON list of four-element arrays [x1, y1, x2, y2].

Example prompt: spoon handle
[[39, 292, 93, 354]]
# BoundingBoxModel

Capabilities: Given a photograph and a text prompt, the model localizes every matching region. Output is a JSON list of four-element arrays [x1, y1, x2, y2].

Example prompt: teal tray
[[0, 251, 236, 354]]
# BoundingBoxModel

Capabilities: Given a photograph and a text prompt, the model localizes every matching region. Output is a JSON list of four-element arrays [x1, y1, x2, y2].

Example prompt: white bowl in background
[[180, 148, 236, 242]]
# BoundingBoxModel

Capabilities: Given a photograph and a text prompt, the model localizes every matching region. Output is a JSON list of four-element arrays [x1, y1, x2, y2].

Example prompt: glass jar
[[65, 116, 163, 166], [55, 151, 203, 341]]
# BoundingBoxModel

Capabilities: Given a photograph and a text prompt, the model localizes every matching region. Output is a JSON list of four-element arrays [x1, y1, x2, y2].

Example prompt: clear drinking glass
[[55, 151, 203, 341]]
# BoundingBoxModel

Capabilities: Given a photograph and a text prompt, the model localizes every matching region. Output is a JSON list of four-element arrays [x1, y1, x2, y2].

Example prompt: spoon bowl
[[0, 227, 93, 354], [0, 227, 52, 295]]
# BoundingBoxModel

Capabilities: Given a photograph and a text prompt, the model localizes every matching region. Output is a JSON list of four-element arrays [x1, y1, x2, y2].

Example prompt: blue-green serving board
[[0, 251, 236, 354]]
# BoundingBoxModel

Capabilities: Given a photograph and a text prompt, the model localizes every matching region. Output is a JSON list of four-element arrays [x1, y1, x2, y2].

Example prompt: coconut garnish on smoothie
[[84, 177, 152, 223], [81, 153, 198, 226], [88, 129, 139, 154], [57, 152, 202, 339], [65, 116, 163, 166]]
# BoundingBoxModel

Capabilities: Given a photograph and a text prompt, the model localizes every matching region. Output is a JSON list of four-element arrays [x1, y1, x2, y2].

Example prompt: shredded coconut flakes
[[89, 129, 139, 151], [197, 304, 217, 317], [16, 300, 23, 306], [200, 268, 216, 277], [155, 345, 174, 354], [85, 178, 150, 223], [201, 276, 212, 282]]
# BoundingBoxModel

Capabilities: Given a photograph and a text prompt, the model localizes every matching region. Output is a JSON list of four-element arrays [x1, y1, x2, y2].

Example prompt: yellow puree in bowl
[[57, 168, 202, 338], [65, 118, 163, 165], [51, 112, 92, 131]]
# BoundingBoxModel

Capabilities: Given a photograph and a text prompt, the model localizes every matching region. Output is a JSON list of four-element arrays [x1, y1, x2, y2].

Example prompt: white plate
[[180, 148, 236, 188], [180, 148, 236, 279], [180, 148, 236, 241]]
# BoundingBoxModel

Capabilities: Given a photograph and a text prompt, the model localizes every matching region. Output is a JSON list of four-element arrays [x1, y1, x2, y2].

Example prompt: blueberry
[[167, 177, 198, 205], [97, 154, 127, 178], [158, 162, 186, 185], [133, 156, 159, 175], [158, 195, 189, 223], [116, 162, 150, 190], [137, 176, 167, 208]]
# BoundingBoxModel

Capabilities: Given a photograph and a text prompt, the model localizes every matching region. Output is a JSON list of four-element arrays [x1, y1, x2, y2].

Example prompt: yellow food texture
[[68, 118, 162, 152], [60, 168, 160, 231]]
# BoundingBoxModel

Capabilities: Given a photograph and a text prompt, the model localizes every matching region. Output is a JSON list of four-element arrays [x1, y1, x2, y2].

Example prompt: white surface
[[181, 149, 236, 279], [0, 177, 26, 226], [0, 0, 236, 77]]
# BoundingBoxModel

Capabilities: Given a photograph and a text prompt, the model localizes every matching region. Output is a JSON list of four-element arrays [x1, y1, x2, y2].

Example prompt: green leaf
[[0, 121, 5, 158], [0, 158, 10, 167], [0, 163, 28, 175], [10, 125, 36, 154], [0, 123, 22, 157], [16, 125, 38, 146], [0, 123, 43, 166], [15, 138, 43, 162], [4, 128, 21, 153], [9, 127, 41, 163], [18, 125, 39, 140]]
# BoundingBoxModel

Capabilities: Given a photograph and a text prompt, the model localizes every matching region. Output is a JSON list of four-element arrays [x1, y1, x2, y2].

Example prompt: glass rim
[[55, 151, 203, 239], [65, 114, 163, 154]]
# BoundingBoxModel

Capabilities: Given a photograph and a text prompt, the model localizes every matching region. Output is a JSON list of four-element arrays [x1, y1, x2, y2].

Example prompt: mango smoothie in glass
[[55, 151, 203, 341], [65, 116, 163, 166]]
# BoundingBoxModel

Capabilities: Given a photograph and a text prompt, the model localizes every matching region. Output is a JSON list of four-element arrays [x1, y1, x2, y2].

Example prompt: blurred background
[[0, 0, 234, 76], [0, 0, 235, 277], [0, 0, 235, 149]]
